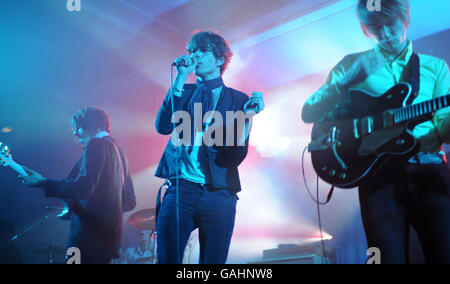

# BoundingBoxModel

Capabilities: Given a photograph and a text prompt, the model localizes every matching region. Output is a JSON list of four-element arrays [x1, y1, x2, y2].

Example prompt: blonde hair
[[357, 0, 410, 30]]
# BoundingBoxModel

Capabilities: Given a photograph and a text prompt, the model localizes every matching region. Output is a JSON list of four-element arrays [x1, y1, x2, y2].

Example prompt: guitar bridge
[[330, 126, 348, 170]]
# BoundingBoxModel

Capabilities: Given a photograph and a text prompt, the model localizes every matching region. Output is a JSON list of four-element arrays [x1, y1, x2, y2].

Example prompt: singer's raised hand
[[244, 92, 265, 115]]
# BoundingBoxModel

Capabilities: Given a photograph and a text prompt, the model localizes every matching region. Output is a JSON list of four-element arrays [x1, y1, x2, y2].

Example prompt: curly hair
[[72, 107, 111, 135], [357, 0, 410, 30], [186, 31, 233, 76]]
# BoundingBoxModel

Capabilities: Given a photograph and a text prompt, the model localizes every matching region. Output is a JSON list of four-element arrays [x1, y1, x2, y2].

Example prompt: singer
[[154, 30, 265, 264], [19, 107, 137, 264]]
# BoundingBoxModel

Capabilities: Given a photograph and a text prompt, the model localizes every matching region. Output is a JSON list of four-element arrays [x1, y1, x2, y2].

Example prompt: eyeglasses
[[188, 47, 213, 57]]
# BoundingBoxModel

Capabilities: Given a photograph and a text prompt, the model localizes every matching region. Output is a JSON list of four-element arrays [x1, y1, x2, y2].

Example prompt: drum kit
[[127, 208, 157, 264], [15, 207, 205, 264], [128, 208, 156, 231], [127, 208, 197, 264], [13, 207, 159, 264], [26, 241, 66, 264]]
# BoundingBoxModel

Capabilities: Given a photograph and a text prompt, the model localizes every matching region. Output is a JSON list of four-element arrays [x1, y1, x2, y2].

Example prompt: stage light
[[249, 106, 288, 157], [1, 127, 13, 133], [310, 232, 333, 241], [277, 136, 291, 152]]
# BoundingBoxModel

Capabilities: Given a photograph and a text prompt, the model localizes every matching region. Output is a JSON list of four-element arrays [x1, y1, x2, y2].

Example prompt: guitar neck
[[6, 160, 28, 177], [394, 94, 450, 124]]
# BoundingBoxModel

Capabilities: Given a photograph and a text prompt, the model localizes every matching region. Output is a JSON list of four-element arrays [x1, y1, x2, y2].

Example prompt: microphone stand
[[8, 206, 65, 264], [8, 215, 49, 243]]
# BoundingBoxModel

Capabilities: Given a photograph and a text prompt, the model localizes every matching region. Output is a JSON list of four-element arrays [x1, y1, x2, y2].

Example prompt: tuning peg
[[0, 143, 10, 157]]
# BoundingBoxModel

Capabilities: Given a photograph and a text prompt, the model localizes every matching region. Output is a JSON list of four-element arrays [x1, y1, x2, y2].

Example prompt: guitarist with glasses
[[18, 107, 137, 264], [302, 0, 449, 264]]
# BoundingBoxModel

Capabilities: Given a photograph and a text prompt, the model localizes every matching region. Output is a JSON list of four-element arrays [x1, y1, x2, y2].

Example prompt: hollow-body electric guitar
[[309, 82, 449, 188], [0, 142, 70, 218]]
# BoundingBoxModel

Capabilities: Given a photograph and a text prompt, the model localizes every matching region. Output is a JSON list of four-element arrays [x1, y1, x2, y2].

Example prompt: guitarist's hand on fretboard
[[1, 142, 70, 219], [18, 166, 47, 188]]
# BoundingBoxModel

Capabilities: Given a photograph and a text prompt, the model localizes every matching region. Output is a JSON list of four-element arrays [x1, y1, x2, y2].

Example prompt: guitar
[[0, 142, 70, 219], [309, 82, 449, 188]]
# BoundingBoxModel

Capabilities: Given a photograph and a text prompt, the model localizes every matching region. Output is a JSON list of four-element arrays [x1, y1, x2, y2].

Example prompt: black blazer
[[43, 136, 136, 260], [155, 83, 251, 192]]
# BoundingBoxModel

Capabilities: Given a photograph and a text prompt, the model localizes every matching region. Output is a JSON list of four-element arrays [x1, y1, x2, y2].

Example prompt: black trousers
[[359, 162, 450, 264]]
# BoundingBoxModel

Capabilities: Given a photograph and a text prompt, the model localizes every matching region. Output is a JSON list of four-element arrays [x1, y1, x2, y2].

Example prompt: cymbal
[[27, 243, 66, 255], [129, 208, 156, 231]]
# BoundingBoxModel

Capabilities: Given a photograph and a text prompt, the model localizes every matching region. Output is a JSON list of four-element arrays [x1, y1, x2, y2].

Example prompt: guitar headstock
[[0, 142, 13, 167]]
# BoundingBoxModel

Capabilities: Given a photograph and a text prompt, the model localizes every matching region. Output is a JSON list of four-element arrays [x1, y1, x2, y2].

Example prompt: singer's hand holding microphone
[[172, 55, 197, 76], [171, 55, 197, 97]]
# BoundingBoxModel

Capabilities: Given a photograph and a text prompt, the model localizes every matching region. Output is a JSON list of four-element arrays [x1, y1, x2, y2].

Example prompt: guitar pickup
[[360, 116, 374, 136], [382, 110, 395, 128]]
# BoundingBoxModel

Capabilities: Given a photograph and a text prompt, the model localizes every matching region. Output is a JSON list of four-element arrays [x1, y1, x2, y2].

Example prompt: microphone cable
[[170, 65, 182, 264]]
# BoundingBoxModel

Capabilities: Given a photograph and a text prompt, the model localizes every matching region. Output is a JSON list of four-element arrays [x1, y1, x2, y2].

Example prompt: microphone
[[172, 59, 187, 67], [171, 56, 195, 67]]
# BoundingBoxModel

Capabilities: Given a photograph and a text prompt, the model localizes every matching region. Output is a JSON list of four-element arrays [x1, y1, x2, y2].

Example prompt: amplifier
[[248, 243, 336, 264]]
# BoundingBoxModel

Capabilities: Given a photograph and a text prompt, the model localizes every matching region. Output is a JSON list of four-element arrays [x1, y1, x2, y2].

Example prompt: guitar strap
[[405, 52, 420, 105]]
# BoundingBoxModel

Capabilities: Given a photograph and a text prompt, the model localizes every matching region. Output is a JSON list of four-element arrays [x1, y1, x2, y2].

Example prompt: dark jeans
[[359, 162, 450, 264], [156, 180, 237, 264]]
